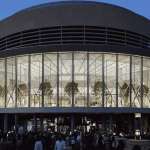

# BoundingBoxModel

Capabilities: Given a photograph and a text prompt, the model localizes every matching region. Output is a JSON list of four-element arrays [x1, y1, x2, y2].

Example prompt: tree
[[39, 81, 53, 96], [17, 83, 28, 106], [18, 83, 28, 94], [39, 81, 53, 105], [120, 82, 130, 106], [93, 81, 103, 97], [92, 81, 103, 106], [65, 81, 79, 97], [137, 84, 149, 96], [0, 85, 4, 97]]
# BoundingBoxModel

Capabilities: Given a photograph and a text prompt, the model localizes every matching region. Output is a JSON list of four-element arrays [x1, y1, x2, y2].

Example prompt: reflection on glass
[[0, 59, 5, 107], [143, 58, 150, 108], [104, 54, 116, 107], [30, 54, 42, 107], [89, 53, 102, 107], [44, 53, 57, 107], [118, 55, 130, 107], [132, 56, 141, 107], [74, 53, 87, 107], [17, 56, 28, 107], [59, 53, 72, 107], [6, 57, 16, 107]]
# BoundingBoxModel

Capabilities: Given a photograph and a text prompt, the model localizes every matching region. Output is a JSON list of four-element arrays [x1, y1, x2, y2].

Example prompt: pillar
[[33, 115, 37, 132], [71, 115, 75, 132], [4, 114, 8, 133], [109, 115, 113, 133], [40, 117, 44, 132], [15, 114, 18, 134]]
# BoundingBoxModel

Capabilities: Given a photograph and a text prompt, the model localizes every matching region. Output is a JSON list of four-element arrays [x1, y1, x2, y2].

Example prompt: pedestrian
[[54, 135, 66, 150], [111, 136, 118, 150], [98, 134, 104, 150], [34, 135, 43, 150], [116, 140, 125, 150]]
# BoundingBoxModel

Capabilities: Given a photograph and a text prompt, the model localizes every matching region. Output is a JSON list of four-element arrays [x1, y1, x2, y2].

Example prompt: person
[[93, 132, 99, 150], [54, 135, 66, 150], [18, 126, 24, 140], [98, 134, 104, 150], [116, 140, 125, 150], [111, 136, 118, 150], [34, 135, 43, 150], [70, 134, 76, 150]]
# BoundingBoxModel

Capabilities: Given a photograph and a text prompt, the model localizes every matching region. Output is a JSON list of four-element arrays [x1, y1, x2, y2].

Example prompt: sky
[[0, 0, 150, 21]]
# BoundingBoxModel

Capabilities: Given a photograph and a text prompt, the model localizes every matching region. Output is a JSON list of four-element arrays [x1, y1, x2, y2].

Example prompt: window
[[44, 53, 57, 107], [89, 53, 103, 107], [74, 53, 87, 107], [104, 54, 116, 107], [6, 57, 16, 107], [0, 59, 5, 107], [17, 56, 29, 107], [30, 54, 42, 107], [118, 55, 130, 107], [59, 53, 72, 107], [132, 56, 141, 107]]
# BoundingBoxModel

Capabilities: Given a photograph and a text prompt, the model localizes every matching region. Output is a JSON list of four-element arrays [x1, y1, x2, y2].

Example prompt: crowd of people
[[0, 128, 127, 150]]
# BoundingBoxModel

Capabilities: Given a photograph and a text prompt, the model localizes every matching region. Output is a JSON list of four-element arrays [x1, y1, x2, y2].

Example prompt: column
[[71, 115, 75, 132], [15, 114, 18, 133], [109, 115, 113, 132], [40, 117, 44, 132], [4, 114, 8, 133], [33, 115, 37, 132]]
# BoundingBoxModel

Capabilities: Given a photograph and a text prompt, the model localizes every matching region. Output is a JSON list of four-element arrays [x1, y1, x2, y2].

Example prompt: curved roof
[[0, 1, 150, 38]]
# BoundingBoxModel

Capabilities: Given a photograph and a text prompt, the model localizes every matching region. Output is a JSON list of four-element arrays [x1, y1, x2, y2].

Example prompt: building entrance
[[0, 113, 146, 136]]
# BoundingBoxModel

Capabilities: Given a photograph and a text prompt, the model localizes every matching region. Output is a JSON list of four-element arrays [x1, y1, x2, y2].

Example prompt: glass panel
[[89, 53, 102, 107], [143, 58, 150, 108], [59, 53, 72, 107], [74, 53, 87, 107], [104, 54, 116, 107], [0, 59, 5, 108], [17, 56, 28, 107], [30, 54, 42, 107], [118, 55, 130, 107], [6, 57, 16, 108], [132, 56, 141, 107], [44, 53, 57, 107]]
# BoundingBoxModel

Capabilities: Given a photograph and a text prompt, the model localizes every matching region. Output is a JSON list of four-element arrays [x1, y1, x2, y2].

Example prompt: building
[[0, 1, 150, 134]]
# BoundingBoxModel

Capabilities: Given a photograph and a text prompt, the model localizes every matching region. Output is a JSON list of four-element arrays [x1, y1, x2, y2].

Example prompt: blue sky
[[0, 0, 150, 20]]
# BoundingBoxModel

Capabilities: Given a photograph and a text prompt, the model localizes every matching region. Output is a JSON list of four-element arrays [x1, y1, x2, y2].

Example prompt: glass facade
[[0, 59, 5, 108], [6, 57, 16, 108], [104, 54, 116, 107], [118, 55, 130, 107], [17, 56, 29, 107], [30, 54, 42, 107], [0, 52, 149, 108]]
